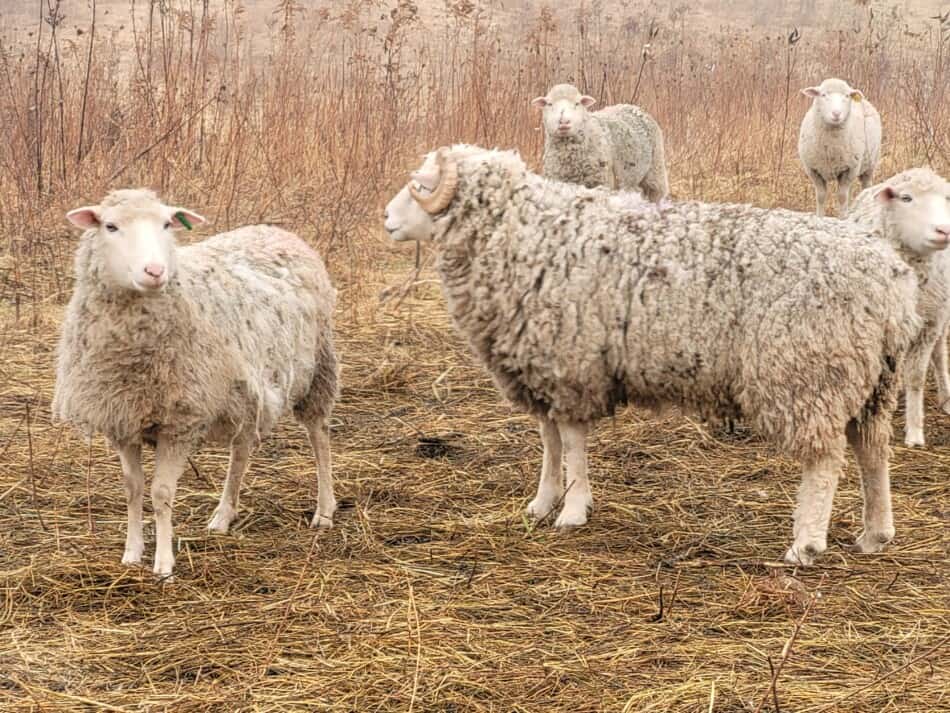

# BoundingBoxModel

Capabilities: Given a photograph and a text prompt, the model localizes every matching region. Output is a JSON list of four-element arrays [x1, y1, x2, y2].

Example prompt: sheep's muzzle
[[410, 147, 458, 214]]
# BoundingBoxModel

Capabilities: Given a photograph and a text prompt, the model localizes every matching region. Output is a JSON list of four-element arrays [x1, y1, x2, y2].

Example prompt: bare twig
[[752, 574, 825, 713]]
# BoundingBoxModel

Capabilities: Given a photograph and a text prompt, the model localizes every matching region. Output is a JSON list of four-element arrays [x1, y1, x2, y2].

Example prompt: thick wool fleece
[[541, 88, 668, 201], [53, 224, 337, 452], [798, 79, 881, 185], [430, 147, 919, 461]]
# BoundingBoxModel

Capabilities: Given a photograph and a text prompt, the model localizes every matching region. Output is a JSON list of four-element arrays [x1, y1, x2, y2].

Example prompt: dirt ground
[[0, 257, 947, 712]]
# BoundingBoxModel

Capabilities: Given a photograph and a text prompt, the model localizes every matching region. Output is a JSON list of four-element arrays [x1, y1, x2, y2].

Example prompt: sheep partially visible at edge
[[848, 167, 950, 447], [383, 144, 920, 566], [53, 189, 339, 578], [798, 77, 881, 217], [532, 83, 669, 201]]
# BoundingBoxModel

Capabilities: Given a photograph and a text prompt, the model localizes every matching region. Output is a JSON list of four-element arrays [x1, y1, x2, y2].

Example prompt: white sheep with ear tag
[[798, 77, 882, 216]]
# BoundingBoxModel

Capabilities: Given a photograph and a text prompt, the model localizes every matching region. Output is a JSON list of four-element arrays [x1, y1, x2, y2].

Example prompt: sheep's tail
[[641, 123, 670, 202]]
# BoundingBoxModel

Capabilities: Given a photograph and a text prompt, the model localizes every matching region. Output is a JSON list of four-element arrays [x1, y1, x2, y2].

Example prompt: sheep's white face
[[67, 196, 205, 294], [802, 82, 862, 127], [384, 182, 435, 242], [384, 156, 446, 242], [876, 177, 950, 254], [532, 90, 596, 139]]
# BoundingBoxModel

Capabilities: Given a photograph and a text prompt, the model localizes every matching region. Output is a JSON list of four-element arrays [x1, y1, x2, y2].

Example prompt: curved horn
[[409, 147, 458, 215]]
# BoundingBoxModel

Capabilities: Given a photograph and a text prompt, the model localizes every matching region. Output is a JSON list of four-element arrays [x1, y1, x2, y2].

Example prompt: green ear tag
[[175, 211, 193, 231]]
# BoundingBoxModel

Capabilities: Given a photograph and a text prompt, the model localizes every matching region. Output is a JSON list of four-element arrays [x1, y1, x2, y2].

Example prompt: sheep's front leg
[[808, 169, 827, 217], [784, 451, 843, 566], [931, 328, 950, 415], [305, 416, 336, 528], [115, 442, 145, 565], [208, 440, 251, 534], [152, 440, 187, 578], [835, 173, 853, 216], [554, 421, 592, 529], [904, 345, 932, 447], [525, 414, 564, 520]]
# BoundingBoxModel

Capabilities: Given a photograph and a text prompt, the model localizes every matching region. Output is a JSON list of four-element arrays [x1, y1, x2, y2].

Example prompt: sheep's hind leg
[[116, 442, 145, 565], [305, 415, 336, 528], [846, 419, 895, 554], [152, 439, 188, 578], [207, 439, 252, 534], [525, 414, 564, 521], [784, 448, 843, 566], [554, 421, 592, 529]]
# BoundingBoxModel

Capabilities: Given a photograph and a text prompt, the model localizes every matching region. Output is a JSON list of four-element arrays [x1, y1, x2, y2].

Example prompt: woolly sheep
[[847, 167, 950, 447], [532, 84, 669, 202], [383, 144, 921, 565], [798, 77, 882, 217], [53, 189, 339, 578]]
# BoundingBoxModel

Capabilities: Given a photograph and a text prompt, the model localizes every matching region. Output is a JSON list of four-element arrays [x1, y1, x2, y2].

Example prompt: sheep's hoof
[[207, 506, 236, 534], [310, 513, 334, 529], [783, 541, 825, 567], [554, 506, 589, 530], [525, 494, 562, 521], [904, 430, 925, 447], [853, 528, 894, 554], [121, 549, 143, 566], [152, 564, 175, 582]]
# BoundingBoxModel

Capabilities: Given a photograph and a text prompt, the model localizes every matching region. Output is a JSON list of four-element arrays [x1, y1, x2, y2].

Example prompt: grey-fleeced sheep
[[384, 144, 921, 566], [848, 167, 950, 447], [532, 84, 669, 201], [798, 77, 882, 216], [53, 189, 339, 578]]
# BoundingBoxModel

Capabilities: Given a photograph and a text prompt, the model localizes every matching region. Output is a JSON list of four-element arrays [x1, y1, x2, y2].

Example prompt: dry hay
[[0, 259, 948, 712]]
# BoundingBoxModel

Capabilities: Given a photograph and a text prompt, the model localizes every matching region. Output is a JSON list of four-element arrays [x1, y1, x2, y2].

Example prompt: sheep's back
[[464, 199, 917, 455]]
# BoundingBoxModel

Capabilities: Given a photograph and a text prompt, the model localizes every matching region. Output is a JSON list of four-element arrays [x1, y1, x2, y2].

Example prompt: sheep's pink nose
[[831, 111, 841, 120], [936, 225, 950, 239], [143, 263, 165, 279]]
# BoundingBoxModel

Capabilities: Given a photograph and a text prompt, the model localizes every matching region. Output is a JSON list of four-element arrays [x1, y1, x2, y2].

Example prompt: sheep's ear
[[801, 86, 821, 98], [169, 207, 206, 231], [849, 90, 864, 102], [579, 95, 596, 108], [531, 96, 549, 109], [875, 186, 897, 204], [66, 206, 101, 229]]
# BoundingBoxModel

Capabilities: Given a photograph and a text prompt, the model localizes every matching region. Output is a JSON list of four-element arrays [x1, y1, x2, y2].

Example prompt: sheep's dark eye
[[900, 194, 913, 203], [164, 221, 172, 230], [105, 222, 118, 232]]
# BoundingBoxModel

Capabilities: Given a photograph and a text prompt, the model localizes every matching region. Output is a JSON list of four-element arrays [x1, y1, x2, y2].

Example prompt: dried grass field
[[1, 1, 949, 711]]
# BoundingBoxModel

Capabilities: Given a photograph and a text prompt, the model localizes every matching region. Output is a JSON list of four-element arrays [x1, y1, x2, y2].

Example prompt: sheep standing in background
[[532, 83, 669, 201], [53, 189, 339, 578], [798, 77, 881, 216], [848, 167, 950, 446], [384, 144, 921, 565]]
